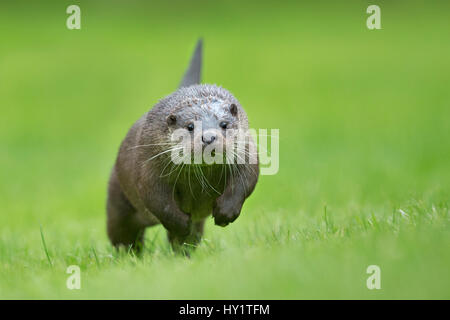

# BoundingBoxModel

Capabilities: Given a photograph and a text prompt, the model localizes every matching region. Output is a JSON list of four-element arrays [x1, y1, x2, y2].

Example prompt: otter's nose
[[202, 131, 217, 145]]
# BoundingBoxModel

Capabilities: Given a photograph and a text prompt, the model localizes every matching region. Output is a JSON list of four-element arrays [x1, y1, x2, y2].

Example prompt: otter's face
[[166, 101, 239, 165]]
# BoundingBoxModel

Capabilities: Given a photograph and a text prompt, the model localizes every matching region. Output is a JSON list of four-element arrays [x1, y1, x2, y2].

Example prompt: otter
[[106, 40, 259, 253]]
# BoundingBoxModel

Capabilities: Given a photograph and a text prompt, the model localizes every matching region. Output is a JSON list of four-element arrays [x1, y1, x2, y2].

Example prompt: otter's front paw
[[213, 197, 242, 227]]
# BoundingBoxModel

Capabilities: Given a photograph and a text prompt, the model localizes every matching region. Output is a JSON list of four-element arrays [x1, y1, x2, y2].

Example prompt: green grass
[[0, 0, 449, 299]]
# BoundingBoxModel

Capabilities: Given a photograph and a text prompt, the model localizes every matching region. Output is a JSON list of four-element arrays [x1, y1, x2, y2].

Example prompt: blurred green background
[[0, 0, 449, 299]]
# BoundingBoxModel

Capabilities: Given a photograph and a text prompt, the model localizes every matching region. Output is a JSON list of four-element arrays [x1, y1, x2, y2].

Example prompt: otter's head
[[160, 84, 248, 165]]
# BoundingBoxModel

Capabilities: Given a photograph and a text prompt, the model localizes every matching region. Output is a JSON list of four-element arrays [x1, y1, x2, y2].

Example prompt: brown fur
[[107, 84, 259, 254]]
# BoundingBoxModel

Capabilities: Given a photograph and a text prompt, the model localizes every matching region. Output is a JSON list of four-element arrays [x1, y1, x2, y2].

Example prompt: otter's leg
[[107, 169, 146, 253], [167, 219, 205, 255], [213, 163, 259, 227]]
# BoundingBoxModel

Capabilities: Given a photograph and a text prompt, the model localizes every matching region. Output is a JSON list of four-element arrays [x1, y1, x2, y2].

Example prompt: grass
[[39, 225, 53, 268], [0, 0, 449, 299]]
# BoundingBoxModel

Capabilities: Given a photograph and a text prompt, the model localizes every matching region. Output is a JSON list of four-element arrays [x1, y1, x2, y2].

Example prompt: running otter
[[107, 40, 259, 253]]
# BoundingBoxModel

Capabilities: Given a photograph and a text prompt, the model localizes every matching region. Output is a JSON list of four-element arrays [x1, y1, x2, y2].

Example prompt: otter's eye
[[187, 123, 194, 132], [219, 121, 228, 129]]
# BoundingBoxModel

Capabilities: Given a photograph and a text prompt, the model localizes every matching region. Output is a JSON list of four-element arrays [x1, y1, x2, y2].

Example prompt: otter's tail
[[179, 39, 202, 88]]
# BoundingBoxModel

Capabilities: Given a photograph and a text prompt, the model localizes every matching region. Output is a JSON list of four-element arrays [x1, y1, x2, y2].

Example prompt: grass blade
[[39, 225, 53, 267]]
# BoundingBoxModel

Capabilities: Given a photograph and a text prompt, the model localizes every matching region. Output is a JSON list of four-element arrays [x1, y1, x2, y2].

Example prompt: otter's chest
[[176, 190, 217, 221], [171, 166, 226, 221]]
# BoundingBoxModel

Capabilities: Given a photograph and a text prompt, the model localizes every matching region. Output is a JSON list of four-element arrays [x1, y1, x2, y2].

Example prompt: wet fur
[[107, 45, 259, 253]]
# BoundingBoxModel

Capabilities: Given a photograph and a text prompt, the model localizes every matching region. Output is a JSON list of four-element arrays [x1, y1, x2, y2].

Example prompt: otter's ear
[[167, 115, 177, 126], [230, 103, 238, 117]]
